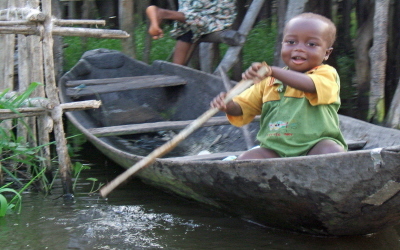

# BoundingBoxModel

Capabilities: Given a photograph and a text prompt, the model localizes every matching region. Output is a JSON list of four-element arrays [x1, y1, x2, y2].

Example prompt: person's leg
[[173, 40, 193, 65], [307, 139, 346, 155], [237, 147, 280, 160], [146, 5, 186, 39]]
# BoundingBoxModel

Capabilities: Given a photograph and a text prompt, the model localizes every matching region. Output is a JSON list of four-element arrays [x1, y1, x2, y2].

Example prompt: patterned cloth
[[170, 0, 237, 43]]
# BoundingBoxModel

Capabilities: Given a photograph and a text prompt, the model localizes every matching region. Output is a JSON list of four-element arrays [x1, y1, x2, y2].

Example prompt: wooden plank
[[66, 75, 187, 97], [88, 116, 367, 152], [165, 151, 245, 161], [88, 116, 261, 137], [164, 140, 367, 162], [66, 74, 185, 87], [347, 139, 367, 150]]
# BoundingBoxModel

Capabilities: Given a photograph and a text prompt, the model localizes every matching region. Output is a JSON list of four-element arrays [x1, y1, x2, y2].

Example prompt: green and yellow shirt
[[228, 64, 347, 157]]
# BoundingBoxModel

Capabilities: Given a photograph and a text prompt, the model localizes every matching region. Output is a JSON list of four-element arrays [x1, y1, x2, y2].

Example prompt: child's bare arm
[[270, 66, 316, 92], [210, 92, 243, 116], [242, 62, 316, 93]]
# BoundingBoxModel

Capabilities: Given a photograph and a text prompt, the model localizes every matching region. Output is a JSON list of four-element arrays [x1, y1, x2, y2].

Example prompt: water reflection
[[1, 147, 400, 249]]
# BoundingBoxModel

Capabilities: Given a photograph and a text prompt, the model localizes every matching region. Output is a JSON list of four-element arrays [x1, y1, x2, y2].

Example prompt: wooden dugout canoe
[[59, 49, 400, 236]]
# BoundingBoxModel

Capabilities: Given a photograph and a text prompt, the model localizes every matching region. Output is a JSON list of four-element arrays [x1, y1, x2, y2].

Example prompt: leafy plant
[[86, 177, 103, 194], [0, 183, 22, 217], [72, 162, 91, 191], [0, 166, 46, 217]]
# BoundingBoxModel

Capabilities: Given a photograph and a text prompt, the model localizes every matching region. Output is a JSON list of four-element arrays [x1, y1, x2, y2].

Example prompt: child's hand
[[242, 62, 272, 83], [210, 92, 228, 112]]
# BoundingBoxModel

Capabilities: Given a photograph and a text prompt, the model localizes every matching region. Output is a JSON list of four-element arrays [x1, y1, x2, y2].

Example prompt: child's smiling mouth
[[291, 56, 306, 64]]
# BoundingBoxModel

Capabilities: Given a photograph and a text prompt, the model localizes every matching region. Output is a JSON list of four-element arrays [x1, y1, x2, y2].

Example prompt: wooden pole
[[219, 67, 254, 149], [42, 0, 74, 196], [0, 100, 101, 119], [215, 0, 265, 74], [119, 0, 135, 58]]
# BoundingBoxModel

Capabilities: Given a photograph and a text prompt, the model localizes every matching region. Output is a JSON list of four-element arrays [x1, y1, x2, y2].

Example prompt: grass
[[0, 83, 53, 216]]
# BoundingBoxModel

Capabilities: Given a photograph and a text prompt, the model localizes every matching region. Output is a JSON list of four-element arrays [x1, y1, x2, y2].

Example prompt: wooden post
[[119, 0, 135, 58], [41, 0, 73, 195]]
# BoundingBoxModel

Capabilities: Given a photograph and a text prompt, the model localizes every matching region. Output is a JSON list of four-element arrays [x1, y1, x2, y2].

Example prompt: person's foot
[[146, 5, 164, 39]]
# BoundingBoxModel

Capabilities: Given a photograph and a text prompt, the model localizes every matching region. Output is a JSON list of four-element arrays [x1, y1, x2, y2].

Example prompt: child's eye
[[307, 42, 317, 47], [284, 40, 296, 45]]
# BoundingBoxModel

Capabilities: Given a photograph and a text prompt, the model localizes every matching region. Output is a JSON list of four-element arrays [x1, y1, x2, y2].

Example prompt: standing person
[[211, 12, 347, 160], [146, 0, 237, 65]]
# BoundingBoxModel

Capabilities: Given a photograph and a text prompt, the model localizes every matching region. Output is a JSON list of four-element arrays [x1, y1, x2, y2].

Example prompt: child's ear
[[324, 47, 333, 61]]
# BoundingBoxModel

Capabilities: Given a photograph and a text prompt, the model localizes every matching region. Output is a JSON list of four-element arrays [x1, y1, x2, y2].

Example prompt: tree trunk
[[368, 0, 389, 124], [353, 5, 374, 120], [385, 0, 400, 126], [386, 78, 400, 129]]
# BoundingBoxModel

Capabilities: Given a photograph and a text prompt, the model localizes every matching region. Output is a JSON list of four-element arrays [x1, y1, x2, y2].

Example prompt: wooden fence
[[0, 0, 128, 195]]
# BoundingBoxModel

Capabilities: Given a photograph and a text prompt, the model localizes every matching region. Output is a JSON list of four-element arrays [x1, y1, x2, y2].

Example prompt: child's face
[[281, 17, 333, 72]]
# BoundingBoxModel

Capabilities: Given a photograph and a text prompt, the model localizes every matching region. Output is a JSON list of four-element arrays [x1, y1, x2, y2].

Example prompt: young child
[[211, 12, 347, 160], [146, 0, 237, 65]]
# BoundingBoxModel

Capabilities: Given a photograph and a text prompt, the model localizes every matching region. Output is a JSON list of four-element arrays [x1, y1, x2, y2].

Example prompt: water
[[1, 145, 400, 249]]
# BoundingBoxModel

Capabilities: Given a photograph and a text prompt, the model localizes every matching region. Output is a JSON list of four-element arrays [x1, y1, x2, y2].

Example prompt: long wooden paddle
[[100, 64, 269, 197]]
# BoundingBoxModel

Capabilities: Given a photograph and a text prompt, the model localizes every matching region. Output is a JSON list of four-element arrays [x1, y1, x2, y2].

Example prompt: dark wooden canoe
[[59, 49, 400, 236]]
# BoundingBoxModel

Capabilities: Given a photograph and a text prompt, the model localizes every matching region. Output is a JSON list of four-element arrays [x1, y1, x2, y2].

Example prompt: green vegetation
[[0, 183, 21, 217], [242, 21, 277, 69], [71, 162, 103, 193], [0, 83, 50, 216], [62, 22, 276, 72]]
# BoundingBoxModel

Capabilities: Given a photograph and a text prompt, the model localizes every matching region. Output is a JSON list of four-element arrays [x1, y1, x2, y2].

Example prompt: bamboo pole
[[0, 100, 102, 119], [53, 19, 106, 26], [42, 0, 74, 195], [52, 26, 129, 38], [0, 25, 129, 38]]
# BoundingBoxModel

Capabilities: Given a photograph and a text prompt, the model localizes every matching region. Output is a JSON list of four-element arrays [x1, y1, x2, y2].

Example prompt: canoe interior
[[60, 49, 262, 158]]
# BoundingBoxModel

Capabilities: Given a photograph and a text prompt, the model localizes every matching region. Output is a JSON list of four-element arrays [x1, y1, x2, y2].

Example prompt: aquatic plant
[[0, 183, 21, 217]]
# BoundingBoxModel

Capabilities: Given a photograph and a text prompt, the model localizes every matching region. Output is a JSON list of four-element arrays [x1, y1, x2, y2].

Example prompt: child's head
[[281, 13, 337, 72]]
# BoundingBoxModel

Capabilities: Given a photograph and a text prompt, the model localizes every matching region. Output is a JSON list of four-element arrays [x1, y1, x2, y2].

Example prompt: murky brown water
[[1, 144, 400, 249]]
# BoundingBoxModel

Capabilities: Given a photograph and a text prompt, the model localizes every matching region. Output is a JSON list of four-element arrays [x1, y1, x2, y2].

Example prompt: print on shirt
[[268, 120, 299, 137]]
